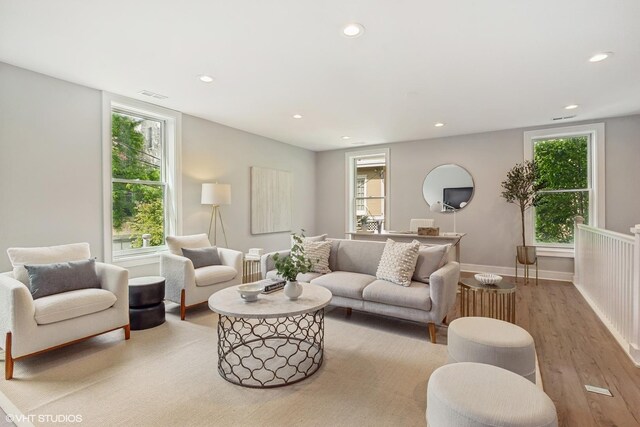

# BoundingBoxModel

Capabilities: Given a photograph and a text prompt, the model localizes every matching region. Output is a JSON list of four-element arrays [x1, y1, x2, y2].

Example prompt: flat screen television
[[443, 187, 473, 209]]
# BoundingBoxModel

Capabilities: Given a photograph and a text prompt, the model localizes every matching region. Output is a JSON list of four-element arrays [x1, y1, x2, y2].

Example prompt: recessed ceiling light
[[434, 122, 445, 127], [198, 75, 214, 83], [341, 136, 351, 140], [589, 52, 612, 63], [565, 104, 579, 110], [292, 114, 303, 119], [343, 23, 365, 38]]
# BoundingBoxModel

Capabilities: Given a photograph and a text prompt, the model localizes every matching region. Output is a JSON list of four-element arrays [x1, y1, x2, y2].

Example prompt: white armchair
[[0, 243, 129, 380], [161, 234, 242, 320]]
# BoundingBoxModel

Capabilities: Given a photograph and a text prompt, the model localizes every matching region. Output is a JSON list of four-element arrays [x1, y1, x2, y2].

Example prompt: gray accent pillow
[[412, 244, 451, 283], [24, 258, 101, 300], [181, 246, 221, 269]]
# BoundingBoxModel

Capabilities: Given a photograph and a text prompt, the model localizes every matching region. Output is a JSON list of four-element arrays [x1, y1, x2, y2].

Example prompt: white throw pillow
[[7, 242, 91, 286], [412, 244, 451, 283], [291, 233, 327, 247], [166, 234, 211, 256], [376, 239, 421, 287], [302, 240, 332, 274]]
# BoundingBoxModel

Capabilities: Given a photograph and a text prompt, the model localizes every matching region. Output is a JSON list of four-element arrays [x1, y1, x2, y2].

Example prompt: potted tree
[[271, 232, 313, 300], [501, 160, 545, 265]]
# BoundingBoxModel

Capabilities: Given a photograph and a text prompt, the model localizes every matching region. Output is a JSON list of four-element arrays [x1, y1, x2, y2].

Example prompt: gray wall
[[0, 62, 316, 273], [316, 115, 640, 274]]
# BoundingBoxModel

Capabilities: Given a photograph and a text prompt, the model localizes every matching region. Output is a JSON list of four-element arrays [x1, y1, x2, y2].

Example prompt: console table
[[347, 232, 465, 262]]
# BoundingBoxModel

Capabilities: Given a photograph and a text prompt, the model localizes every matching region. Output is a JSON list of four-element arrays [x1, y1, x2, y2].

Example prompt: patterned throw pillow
[[376, 239, 421, 287], [302, 240, 332, 274]]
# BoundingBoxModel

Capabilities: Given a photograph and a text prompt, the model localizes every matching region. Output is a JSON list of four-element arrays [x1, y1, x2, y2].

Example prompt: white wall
[[0, 63, 316, 274], [316, 115, 640, 277], [0, 62, 103, 270], [181, 115, 316, 254]]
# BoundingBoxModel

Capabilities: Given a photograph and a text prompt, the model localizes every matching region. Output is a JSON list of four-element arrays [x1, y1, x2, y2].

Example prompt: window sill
[[535, 247, 574, 258], [112, 251, 164, 268]]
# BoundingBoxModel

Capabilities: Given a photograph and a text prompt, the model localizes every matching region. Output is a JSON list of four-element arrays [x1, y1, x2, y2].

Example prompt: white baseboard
[[461, 263, 574, 283]]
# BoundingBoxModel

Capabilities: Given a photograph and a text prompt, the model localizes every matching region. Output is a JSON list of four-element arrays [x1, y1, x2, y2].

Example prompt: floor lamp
[[201, 183, 231, 247]]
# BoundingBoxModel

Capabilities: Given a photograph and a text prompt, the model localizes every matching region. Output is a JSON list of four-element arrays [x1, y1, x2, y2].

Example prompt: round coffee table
[[458, 277, 516, 323], [208, 283, 332, 388]]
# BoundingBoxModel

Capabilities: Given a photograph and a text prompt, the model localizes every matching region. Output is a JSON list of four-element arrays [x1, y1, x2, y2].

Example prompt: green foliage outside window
[[112, 113, 164, 249], [534, 136, 589, 244]]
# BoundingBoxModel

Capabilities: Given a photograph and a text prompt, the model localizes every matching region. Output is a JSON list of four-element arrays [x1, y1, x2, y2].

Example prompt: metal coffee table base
[[217, 309, 324, 388]]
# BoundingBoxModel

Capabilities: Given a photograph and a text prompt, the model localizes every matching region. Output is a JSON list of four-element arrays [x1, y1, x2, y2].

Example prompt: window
[[346, 149, 389, 232], [524, 123, 604, 254], [102, 94, 181, 263]]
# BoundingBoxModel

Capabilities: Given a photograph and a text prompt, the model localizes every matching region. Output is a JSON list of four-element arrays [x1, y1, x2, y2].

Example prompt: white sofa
[[161, 234, 243, 320], [261, 238, 460, 342], [0, 243, 129, 380]]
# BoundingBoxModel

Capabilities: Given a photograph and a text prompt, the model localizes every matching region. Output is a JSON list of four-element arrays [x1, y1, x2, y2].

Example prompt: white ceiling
[[1, 0, 639, 151]]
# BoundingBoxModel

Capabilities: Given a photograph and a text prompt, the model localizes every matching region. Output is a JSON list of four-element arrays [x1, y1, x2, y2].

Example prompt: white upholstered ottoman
[[427, 362, 557, 427], [448, 317, 536, 382]]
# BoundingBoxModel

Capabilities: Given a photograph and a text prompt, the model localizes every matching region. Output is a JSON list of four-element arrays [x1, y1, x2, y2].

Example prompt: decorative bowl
[[474, 273, 503, 285], [237, 284, 265, 302]]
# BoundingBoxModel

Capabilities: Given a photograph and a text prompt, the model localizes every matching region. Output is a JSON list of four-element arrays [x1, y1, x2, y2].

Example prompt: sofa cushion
[[7, 242, 91, 286], [310, 271, 376, 299], [182, 246, 221, 269], [376, 239, 420, 287], [195, 265, 237, 287], [265, 270, 323, 283], [302, 240, 332, 274], [25, 258, 101, 300], [166, 234, 211, 256], [334, 240, 386, 276], [292, 233, 327, 246], [362, 279, 432, 311], [412, 244, 451, 283], [34, 288, 117, 325]]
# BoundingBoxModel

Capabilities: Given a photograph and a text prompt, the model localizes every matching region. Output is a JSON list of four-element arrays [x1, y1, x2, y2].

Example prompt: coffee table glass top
[[208, 282, 332, 319], [459, 277, 516, 292]]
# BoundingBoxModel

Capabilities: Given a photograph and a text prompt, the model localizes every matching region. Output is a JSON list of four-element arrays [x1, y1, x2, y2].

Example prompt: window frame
[[345, 148, 390, 233], [523, 123, 605, 257], [102, 93, 182, 265]]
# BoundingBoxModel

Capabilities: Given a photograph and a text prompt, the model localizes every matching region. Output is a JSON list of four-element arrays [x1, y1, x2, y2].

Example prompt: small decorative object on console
[[474, 273, 503, 285], [417, 227, 440, 236]]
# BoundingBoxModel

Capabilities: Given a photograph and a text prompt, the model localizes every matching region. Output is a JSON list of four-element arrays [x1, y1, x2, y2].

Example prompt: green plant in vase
[[272, 231, 313, 300]]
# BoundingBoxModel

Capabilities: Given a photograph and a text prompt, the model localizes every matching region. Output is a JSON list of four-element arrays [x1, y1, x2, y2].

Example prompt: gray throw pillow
[[412, 244, 451, 283], [181, 246, 221, 269], [24, 258, 101, 300]]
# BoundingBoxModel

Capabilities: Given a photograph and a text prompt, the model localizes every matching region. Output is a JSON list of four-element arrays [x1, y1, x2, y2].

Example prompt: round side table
[[128, 276, 166, 330], [458, 277, 516, 323]]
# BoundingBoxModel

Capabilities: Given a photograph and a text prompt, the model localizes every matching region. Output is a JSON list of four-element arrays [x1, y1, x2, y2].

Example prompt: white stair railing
[[574, 217, 640, 366]]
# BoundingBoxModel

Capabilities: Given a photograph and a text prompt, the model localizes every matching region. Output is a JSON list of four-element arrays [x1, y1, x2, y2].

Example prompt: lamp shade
[[201, 183, 231, 205], [429, 201, 443, 212]]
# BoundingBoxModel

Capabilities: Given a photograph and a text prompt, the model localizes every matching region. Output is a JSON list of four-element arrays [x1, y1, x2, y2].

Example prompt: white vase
[[284, 280, 303, 300]]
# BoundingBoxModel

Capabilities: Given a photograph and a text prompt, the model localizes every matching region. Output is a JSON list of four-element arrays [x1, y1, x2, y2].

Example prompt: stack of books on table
[[258, 278, 286, 294]]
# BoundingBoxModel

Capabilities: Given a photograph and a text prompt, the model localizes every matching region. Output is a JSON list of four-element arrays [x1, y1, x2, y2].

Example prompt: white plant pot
[[284, 280, 303, 300]]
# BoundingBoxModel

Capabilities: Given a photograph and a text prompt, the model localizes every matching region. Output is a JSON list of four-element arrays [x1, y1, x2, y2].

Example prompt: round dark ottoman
[[128, 276, 166, 330]]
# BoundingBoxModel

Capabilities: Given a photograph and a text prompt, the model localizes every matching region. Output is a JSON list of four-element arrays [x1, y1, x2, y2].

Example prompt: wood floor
[[447, 273, 640, 427]]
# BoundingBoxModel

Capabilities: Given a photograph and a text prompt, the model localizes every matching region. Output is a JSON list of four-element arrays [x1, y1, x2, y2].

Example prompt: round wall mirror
[[422, 164, 474, 211]]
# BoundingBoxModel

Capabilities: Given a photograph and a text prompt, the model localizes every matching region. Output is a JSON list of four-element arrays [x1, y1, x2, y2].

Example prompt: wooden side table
[[243, 255, 262, 283], [459, 278, 516, 323]]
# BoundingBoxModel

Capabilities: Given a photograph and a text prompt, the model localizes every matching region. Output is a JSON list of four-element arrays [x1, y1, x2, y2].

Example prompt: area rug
[[0, 305, 448, 426]]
